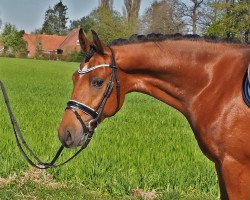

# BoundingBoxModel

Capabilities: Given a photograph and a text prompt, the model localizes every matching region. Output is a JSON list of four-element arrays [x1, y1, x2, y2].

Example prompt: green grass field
[[0, 57, 219, 199]]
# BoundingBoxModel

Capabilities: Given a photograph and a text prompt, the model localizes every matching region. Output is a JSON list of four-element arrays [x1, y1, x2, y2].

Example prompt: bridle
[[0, 46, 120, 169], [66, 46, 120, 146]]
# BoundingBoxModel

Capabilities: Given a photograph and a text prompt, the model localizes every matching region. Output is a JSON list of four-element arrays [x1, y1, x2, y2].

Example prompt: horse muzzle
[[58, 106, 98, 148]]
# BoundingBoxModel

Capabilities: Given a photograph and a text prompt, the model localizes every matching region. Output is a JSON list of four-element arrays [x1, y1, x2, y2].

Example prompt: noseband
[[66, 46, 120, 146], [0, 47, 120, 169]]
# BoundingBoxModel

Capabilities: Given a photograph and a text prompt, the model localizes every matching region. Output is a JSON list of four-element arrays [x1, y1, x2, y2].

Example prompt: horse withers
[[58, 29, 250, 200]]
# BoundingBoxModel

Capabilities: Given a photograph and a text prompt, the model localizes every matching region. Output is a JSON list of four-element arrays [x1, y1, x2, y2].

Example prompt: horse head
[[58, 29, 124, 148]]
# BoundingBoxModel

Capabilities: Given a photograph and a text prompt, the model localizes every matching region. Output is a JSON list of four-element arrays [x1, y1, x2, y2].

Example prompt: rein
[[0, 46, 120, 169]]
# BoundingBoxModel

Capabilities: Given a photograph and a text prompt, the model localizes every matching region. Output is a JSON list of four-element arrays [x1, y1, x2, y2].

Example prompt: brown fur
[[58, 29, 250, 200]]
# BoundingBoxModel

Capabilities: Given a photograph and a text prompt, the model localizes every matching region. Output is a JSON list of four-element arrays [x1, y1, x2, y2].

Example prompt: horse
[[58, 29, 250, 200]]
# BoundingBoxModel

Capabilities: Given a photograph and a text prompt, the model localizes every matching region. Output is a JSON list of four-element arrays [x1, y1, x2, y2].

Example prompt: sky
[[0, 0, 155, 33]]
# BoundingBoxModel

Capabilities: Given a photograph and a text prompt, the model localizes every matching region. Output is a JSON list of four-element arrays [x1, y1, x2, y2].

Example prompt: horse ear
[[91, 30, 105, 55], [79, 28, 91, 52]]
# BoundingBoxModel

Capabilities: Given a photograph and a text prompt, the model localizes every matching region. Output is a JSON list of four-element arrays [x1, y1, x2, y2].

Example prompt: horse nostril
[[65, 129, 74, 147]]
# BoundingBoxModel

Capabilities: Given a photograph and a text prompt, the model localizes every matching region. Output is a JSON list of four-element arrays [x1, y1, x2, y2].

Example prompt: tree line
[[0, 0, 249, 58]]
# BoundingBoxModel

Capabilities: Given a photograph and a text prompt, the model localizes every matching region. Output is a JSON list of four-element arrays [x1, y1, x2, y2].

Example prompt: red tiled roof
[[23, 33, 66, 51], [23, 28, 81, 56], [59, 28, 80, 49]]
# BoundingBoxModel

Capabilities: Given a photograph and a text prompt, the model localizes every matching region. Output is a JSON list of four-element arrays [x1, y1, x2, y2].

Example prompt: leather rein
[[0, 46, 120, 169]]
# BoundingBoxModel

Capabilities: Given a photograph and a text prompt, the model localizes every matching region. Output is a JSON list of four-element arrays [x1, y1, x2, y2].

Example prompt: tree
[[182, 0, 211, 34], [1, 23, 26, 56], [198, 0, 225, 30], [69, 16, 95, 32], [123, 0, 141, 30], [204, 0, 250, 42], [42, 1, 68, 35], [34, 37, 44, 59], [99, 0, 113, 9], [31, 28, 43, 34], [42, 7, 57, 35], [85, 7, 134, 44], [139, 0, 185, 34]]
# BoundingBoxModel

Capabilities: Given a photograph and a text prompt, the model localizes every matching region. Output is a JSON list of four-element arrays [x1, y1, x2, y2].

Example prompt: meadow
[[0, 57, 219, 199]]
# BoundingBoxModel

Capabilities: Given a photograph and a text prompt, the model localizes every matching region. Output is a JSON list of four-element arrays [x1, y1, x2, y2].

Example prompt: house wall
[[22, 30, 81, 58]]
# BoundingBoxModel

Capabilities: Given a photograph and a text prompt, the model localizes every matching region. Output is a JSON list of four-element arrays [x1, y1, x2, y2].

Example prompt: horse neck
[[113, 40, 228, 115]]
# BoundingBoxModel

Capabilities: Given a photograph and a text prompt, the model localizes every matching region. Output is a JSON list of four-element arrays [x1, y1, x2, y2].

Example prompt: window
[[57, 49, 63, 54]]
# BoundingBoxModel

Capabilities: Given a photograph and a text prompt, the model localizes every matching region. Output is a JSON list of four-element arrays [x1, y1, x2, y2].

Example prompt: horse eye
[[92, 78, 104, 88]]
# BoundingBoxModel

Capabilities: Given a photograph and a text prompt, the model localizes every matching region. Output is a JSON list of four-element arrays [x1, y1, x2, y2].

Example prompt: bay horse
[[58, 29, 250, 200]]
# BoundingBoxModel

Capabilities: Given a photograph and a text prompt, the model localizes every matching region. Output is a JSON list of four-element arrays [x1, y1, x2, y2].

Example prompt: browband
[[78, 64, 110, 74], [66, 46, 120, 140]]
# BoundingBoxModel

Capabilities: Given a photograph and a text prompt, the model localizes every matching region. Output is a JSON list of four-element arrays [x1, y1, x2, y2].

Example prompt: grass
[[0, 57, 219, 199]]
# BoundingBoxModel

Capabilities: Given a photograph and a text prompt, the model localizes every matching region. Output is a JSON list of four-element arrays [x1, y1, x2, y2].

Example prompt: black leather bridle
[[66, 46, 121, 147], [0, 46, 120, 169]]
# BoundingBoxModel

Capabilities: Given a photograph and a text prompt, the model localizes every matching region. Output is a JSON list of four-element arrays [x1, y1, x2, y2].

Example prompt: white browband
[[78, 64, 110, 74]]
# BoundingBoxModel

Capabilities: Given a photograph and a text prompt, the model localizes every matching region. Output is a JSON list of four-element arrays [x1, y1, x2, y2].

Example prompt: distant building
[[22, 28, 81, 58], [0, 43, 4, 54]]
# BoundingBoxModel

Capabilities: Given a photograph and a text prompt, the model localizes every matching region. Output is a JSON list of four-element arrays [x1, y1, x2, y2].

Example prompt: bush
[[62, 51, 84, 62]]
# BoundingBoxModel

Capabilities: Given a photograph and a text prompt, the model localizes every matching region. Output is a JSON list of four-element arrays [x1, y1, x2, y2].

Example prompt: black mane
[[109, 33, 244, 46]]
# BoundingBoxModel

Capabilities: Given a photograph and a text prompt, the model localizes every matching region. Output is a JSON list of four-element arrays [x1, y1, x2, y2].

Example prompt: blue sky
[[0, 0, 155, 33]]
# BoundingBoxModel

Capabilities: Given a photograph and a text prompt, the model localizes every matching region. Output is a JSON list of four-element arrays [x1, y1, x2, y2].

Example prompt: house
[[0, 43, 4, 54], [22, 28, 81, 58]]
